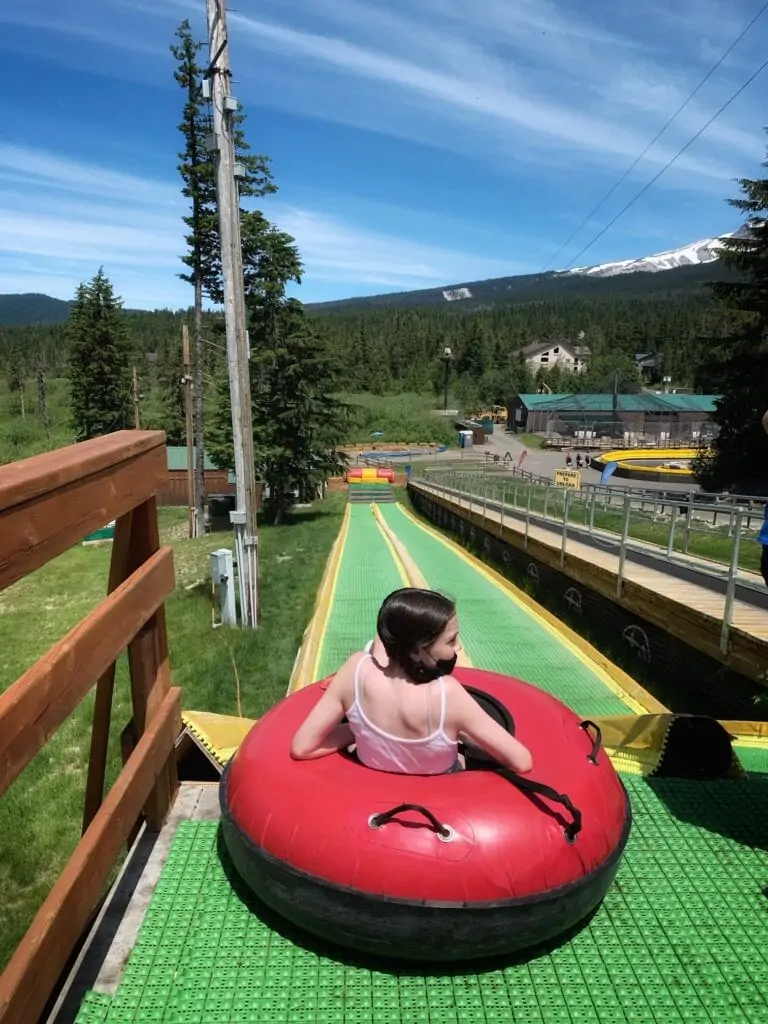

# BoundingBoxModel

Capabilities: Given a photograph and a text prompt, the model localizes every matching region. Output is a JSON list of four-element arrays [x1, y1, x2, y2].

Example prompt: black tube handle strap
[[369, 802, 451, 838], [580, 719, 602, 764], [496, 769, 583, 843]]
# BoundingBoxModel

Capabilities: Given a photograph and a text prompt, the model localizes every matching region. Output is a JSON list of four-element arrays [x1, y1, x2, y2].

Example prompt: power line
[[540, 1, 768, 273], [563, 52, 768, 271]]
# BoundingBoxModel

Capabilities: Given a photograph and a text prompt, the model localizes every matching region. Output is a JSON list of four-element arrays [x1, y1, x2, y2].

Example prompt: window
[[553, 346, 560, 354]]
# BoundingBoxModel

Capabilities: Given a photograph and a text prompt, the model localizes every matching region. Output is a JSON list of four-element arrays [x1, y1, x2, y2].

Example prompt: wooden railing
[[0, 431, 180, 1024]]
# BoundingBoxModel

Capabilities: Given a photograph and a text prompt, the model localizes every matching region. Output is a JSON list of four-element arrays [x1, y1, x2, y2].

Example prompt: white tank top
[[346, 655, 458, 775]]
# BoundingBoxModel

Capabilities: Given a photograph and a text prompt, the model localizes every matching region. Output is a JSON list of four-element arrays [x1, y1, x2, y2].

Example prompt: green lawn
[[0, 495, 345, 971], [340, 391, 457, 446]]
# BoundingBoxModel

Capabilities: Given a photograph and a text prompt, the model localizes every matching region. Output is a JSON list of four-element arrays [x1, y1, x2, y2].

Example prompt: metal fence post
[[589, 490, 596, 535], [720, 509, 743, 654], [544, 485, 550, 519], [666, 505, 679, 558], [525, 484, 532, 549], [561, 489, 571, 567], [616, 493, 631, 598], [500, 482, 505, 531], [483, 473, 488, 523], [682, 492, 693, 553]]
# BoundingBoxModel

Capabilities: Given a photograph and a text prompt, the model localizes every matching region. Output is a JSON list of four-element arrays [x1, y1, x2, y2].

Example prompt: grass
[[515, 432, 546, 449], [0, 494, 346, 971], [340, 392, 457, 447], [0, 376, 73, 464]]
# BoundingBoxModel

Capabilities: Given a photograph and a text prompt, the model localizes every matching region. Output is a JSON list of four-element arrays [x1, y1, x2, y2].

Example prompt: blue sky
[[1, 0, 767, 309]]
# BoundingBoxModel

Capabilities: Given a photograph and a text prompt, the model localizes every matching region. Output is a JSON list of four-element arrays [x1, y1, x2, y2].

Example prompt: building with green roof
[[509, 393, 719, 440]]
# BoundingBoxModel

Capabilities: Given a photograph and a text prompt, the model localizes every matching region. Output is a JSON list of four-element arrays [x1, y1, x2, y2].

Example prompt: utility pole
[[132, 365, 141, 429], [205, 0, 259, 627], [182, 323, 196, 539]]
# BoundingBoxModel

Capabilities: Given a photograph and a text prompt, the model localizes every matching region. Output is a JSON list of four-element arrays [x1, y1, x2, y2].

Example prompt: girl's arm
[[447, 679, 533, 774], [290, 657, 357, 760]]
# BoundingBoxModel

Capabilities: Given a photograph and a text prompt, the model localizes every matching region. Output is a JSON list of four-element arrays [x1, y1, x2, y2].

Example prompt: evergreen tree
[[154, 331, 186, 446], [66, 269, 132, 441], [208, 220, 348, 522], [694, 139, 768, 493]]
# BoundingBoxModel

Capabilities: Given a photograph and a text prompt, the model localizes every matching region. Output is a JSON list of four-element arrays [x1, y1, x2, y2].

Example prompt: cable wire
[[540, 1, 768, 273], [563, 53, 768, 270]]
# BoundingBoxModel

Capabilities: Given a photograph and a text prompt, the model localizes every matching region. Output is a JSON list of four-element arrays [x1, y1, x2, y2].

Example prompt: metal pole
[[667, 505, 679, 558], [589, 490, 596, 535], [206, 0, 259, 627], [500, 482, 505, 531], [544, 485, 550, 519], [182, 323, 196, 539], [525, 484, 532, 549], [616, 493, 631, 598], [561, 489, 571, 567], [682, 492, 693, 554], [720, 510, 743, 654]]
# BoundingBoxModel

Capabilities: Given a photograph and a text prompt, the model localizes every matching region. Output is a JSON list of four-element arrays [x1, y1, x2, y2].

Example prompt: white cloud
[[0, 146, 534, 307]]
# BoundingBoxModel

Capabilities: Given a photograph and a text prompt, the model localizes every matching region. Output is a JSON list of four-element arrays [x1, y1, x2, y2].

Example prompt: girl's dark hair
[[376, 588, 456, 670]]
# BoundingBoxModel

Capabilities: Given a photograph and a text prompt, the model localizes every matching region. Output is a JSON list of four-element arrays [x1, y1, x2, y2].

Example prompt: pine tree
[[694, 138, 768, 493], [172, 19, 276, 532], [66, 269, 132, 441], [208, 219, 348, 522]]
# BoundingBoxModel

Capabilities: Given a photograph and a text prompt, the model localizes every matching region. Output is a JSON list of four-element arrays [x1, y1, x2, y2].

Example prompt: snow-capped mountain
[[563, 231, 738, 279]]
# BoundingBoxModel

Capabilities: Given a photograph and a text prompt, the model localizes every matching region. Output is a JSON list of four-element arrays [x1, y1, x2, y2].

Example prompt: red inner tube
[[225, 668, 629, 905]]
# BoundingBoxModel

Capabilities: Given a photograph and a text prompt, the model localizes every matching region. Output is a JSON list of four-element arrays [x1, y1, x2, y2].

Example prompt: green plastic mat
[[316, 505, 403, 678], [734, 744, 768, 774], [377, 505, 631, 717], [75, 774, 768, 1024]]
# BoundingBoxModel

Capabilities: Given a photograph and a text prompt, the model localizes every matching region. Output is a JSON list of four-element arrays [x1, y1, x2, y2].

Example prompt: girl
[[291, 588, 533, 776]]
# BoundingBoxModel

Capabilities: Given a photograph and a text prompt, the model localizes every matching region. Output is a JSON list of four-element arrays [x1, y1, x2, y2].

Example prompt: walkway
[[411, 479, 768, 686]]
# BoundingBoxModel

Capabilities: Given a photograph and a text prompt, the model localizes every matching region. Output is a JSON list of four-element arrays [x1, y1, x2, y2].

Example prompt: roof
[[166, 446, 219, 472], [520, 341, 590, 358], [516, 393, 719, 413]]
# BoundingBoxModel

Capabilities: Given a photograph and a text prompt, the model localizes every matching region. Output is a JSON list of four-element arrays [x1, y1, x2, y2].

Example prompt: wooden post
[[81, 513, 135, 834], [132, 365, 141, 430], [206, 0, 260, 627], [124, 496, 178, 830], [182, 323, 196, 539]]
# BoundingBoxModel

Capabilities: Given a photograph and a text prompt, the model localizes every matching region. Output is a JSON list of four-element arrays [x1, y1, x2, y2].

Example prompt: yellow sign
[[554, 469, 581, 490]]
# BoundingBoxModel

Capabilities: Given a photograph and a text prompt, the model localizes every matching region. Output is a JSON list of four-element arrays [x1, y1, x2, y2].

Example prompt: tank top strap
[[353, 653, 372, 704], [438, 675, 447, 730]]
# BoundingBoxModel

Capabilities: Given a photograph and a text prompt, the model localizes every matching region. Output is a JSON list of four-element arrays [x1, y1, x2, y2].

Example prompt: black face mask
[[407, 651, 458, 683]]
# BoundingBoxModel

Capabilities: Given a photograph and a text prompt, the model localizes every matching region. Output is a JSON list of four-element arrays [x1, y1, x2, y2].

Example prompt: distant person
[[291, 588, 533, 775], [575, 454, 583, 470], [565, 453, 573, 468], [759, 503, 768, 588]]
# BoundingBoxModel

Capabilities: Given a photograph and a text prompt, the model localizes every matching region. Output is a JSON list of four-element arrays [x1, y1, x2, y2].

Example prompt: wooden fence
[[0, 430, 180, 1024]]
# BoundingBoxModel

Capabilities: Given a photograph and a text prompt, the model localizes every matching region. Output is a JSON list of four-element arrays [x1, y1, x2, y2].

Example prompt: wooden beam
[[0, 436, 168, 594], [125, 498, 178, 830], [81, 512, 137, 833], [0, 546, 175, 798], [0, 431, 164, 512], [0, 687, 182, 1024]]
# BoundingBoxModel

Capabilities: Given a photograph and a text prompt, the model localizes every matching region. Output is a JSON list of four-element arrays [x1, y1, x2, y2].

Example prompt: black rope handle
[[580, 720, 602, 765], [369, 803, 451, 838], [497, 770, 583, 843]]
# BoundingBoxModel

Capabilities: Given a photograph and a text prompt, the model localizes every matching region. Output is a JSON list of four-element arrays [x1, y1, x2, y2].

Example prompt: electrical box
[[201, 79, 211, 100], [233, 162, 246, 179], [211, 549, 231, 585], [204, 132, 220, 153], [224, 95, 239, 112]]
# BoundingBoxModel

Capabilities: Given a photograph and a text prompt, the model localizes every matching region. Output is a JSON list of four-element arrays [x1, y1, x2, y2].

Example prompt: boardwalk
[[411, 479, 768, 686]]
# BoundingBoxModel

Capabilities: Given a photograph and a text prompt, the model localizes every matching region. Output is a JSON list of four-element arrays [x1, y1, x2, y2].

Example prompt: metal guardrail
[[411, 467, 767, 655]]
